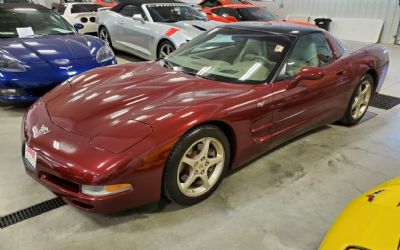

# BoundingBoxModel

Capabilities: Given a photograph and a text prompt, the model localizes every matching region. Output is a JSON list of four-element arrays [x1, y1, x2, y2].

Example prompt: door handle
[[119, 20, 125, 24], [336, 69, 346, 75]]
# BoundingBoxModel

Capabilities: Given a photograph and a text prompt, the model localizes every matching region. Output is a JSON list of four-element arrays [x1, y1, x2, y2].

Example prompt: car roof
[[0, 3, 48, 10], [221, 21, 322, 37]]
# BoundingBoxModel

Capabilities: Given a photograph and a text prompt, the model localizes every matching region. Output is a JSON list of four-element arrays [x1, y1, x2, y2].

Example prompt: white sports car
[[97, 0, 218, 59], [55, 3, 103, 34]]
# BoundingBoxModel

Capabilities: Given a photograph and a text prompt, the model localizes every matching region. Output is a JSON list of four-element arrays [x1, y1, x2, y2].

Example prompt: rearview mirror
[[294, 67, 325, 82], [74, 23, 84, 32]]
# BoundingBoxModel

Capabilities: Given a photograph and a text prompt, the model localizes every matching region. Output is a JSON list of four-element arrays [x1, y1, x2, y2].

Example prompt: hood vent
[[192, 25, 207, 31]]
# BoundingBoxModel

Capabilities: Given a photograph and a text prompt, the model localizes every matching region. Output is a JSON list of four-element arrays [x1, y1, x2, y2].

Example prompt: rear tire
[[163, 125, 230, 206], [340, 74, 374, 125]]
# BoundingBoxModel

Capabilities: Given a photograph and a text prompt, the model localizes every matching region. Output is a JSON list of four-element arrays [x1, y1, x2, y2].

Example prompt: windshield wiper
[[182, 71, 215, 81]]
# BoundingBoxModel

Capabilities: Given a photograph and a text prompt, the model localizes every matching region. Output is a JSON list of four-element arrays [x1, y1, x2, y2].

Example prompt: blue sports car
[[0, 3, 116, 103]]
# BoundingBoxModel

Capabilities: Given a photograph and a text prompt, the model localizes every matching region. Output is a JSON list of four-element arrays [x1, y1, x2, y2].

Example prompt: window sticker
[[16, 27, 34, 38], [274, 44, 284, 53]]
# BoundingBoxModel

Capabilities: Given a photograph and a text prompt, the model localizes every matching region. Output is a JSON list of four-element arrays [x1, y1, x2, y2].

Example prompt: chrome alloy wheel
[[159, 43, 174, 58], [177, 137, 225, 197], [99, 29, 109, 43], [351, 80, 372, 120]]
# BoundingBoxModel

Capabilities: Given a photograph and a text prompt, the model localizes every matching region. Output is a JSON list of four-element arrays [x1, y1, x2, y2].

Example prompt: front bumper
[[21, 102, 161, 213], [23, 157, 137, 213]]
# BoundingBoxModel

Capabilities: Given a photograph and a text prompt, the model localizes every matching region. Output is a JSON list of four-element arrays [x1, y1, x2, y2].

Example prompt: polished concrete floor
[[0, 45, 399, 250]]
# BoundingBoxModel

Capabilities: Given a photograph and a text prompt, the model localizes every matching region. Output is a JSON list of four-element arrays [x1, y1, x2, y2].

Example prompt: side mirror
[[288, 67, 325, 89], [226, 16, 238, 22], [294, 67, 325, 82], [222, 15, 237, 22], [74, 23, 84, 32], [132, 14, 145, 22]]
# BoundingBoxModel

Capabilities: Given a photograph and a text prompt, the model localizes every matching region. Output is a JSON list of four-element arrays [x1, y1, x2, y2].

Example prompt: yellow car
[[320, 177, 400, 250]]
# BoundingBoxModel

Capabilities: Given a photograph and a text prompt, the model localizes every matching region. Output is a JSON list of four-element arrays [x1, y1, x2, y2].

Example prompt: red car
[[204, 4, 315, 27], [22, 23, 389, 213], [95, 0, 116, 7], [199, 0, 251, 8]]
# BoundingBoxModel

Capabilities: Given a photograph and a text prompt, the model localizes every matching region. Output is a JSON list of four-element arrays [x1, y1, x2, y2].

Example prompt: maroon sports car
[[22, 23, 389, 213]]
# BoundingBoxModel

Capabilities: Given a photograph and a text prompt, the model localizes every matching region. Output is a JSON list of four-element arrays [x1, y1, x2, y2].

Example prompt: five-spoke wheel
[[351, 79, 372, 120], [99, 27, 112, 47], [163, 125, 230, 206], [177, 137, 225, 197], [158, 40, 176, 59], [341, 74, 374, 125]]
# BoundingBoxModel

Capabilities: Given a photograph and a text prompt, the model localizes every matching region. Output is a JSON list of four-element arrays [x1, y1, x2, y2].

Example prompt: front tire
[[99, 27, 112, 47], [157, 40, 176, 59], [163, 125, 230, 206], [341, 74, 374, 125]]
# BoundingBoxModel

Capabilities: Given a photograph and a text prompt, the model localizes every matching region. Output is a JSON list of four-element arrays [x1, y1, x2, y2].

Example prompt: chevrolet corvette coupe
[[22, 23, 389, 213], [320, 177, 400, 249], [97, 0, 217, 60], [0, 3, 116, 103]]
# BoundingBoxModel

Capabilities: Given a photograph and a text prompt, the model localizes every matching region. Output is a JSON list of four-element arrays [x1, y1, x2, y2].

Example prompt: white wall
[[254, 0, 400, 44]]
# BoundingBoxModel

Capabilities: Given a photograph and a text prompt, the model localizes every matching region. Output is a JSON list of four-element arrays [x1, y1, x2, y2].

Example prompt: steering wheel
[[245, 54, 275, 68]]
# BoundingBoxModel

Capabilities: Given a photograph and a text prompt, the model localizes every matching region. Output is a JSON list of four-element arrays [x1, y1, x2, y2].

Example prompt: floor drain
[[370, 93, 400, 110], [0, 197, 66, 229]]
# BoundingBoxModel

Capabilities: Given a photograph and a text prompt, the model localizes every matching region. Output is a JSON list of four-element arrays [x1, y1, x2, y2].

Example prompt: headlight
[[96, 45, 114, 63], [81, 184, 132, 197], [0, 53, 26, 72]]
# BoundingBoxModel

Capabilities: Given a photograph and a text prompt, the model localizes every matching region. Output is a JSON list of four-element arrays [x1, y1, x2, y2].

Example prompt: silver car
[[97, 0, 218, 60]]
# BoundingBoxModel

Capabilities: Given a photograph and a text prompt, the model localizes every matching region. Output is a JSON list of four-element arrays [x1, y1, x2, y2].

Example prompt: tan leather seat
[[234, 39, 268, 64], [286, 40, 318, 77]]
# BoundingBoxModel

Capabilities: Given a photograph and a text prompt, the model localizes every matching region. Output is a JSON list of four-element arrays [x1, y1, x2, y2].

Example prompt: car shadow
[[0, 102, 32, 115], [83, 125, 337, 227]]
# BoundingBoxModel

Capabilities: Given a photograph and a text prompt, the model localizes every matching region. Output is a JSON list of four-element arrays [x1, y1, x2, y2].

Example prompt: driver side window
[[119, 4, 146, 20], [285, 33, 334, 78]]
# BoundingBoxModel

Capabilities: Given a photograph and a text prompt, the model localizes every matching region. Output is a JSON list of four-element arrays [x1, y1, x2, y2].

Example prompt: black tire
[[98, 27, 112, 48], [163, 125, 231, 206], [157, 40, 176, 59], [340, 74, 374, 125]]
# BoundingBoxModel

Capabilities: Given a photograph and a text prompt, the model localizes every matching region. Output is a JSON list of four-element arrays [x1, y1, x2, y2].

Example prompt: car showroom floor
[[1, 45, 400, 250]]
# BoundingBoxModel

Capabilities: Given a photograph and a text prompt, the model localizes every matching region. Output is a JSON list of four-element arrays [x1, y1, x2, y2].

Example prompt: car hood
[[320, 177, 400, 249], [166, 20, 217, 38], [0, 35, 102, 63], [46, 62, 251, 138]]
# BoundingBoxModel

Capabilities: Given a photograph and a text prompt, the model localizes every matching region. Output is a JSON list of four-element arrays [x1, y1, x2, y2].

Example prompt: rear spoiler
[[71, 12, 97, 17], [98, 7, 111, 11]]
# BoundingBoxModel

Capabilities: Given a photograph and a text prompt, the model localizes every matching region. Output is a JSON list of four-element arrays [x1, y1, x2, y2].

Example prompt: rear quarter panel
[[345, 44, 389, 93]]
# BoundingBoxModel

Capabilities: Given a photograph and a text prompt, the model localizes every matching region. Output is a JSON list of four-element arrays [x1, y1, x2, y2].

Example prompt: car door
[[116, 4, 152, 57], [268, 32, 346, 146]]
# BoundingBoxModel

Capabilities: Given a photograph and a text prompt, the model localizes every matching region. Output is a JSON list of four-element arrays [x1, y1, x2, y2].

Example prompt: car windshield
[[147, 4, 206, 22], [0, 8, 74, 38], [237, 7, 277, 21], [165, 28, 292, 84], [71, 4, 103, 13]]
